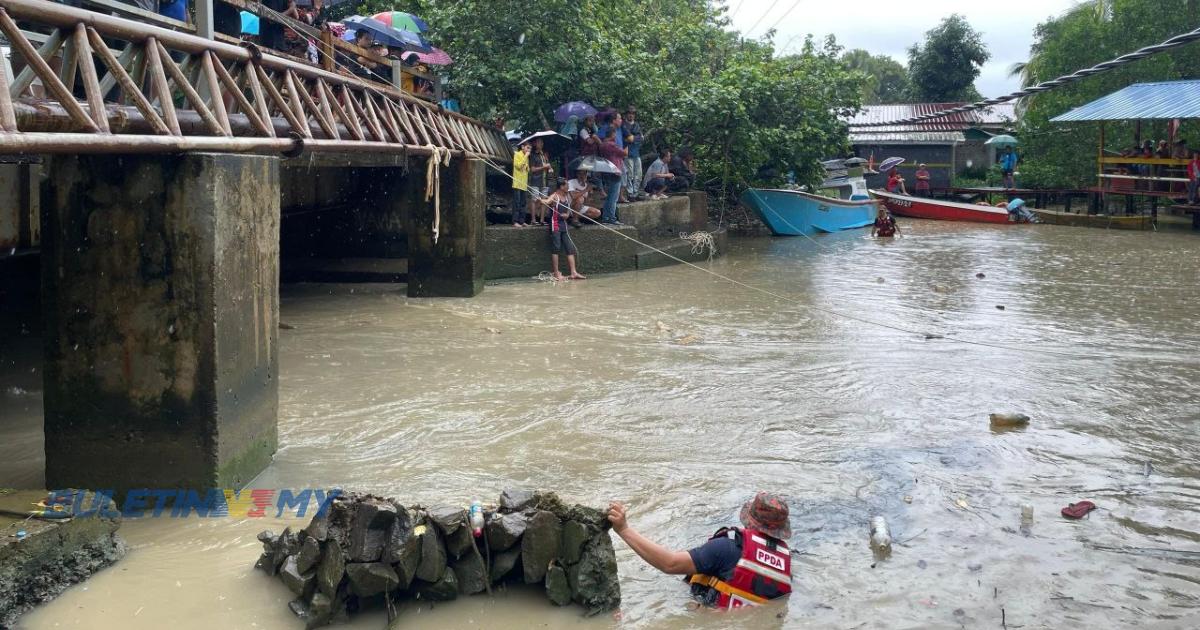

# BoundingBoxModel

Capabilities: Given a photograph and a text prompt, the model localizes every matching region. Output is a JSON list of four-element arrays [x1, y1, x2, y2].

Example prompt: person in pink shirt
[[914, 163, 931, 197]]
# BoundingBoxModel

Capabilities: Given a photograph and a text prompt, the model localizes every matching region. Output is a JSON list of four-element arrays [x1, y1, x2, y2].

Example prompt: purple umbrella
[[554, 101, 597, 123]]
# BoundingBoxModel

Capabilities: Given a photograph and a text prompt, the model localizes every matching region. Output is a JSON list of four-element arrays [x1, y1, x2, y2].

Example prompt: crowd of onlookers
[[510, 106, 695, 228], [508, 106, 699, 279], [1112, 138, 1199, 199]]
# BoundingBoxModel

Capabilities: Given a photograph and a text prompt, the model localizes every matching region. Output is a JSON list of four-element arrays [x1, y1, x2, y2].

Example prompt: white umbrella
[[573, 155, 621, 175]]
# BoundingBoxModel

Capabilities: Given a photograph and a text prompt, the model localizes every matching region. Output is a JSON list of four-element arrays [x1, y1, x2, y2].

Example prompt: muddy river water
[[7, 220, 1200, 629]]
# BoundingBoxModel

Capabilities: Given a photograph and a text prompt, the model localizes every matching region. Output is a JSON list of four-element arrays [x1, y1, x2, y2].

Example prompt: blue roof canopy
[[1051, 80, 1200, 122]]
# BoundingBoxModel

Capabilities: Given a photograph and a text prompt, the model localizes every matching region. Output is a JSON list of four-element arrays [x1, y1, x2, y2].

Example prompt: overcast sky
[[725, 0, 1082, 98]]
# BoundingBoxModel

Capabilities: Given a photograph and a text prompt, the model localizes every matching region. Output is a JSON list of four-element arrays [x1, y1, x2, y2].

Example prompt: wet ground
[[4, 220, 1200, 629]]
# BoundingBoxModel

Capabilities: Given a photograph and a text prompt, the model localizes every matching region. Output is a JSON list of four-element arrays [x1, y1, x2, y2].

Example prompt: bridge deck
[[0, 0, 510, 161]]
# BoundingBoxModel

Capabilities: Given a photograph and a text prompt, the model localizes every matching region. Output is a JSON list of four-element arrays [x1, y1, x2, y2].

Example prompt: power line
[[729, 0, 746, 20], [855, 24, 1200, 127], [741, 0, 782, 38], [759, 0, 804, 39]]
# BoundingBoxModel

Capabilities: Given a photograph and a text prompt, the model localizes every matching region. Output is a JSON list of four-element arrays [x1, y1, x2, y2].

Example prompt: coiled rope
[[679, 231, 717, 260]]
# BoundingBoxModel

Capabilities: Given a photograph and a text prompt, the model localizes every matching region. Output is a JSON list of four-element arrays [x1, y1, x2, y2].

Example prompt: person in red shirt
[[914, 163, 931, 197], [886, 168, 908, 195]]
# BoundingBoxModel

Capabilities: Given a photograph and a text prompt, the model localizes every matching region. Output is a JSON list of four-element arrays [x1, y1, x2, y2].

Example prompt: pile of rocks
[[255, 489, 620, 628]]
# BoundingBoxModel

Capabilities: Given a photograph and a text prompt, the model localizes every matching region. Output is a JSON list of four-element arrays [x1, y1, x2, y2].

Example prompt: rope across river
[[275, 13, 1197, 366]]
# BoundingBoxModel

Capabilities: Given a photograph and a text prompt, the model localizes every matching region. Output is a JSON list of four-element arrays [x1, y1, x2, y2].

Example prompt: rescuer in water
[[607, 492, 793, 609]]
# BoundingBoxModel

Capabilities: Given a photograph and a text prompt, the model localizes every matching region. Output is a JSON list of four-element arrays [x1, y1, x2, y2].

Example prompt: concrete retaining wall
[[484, 193, 725, 279]]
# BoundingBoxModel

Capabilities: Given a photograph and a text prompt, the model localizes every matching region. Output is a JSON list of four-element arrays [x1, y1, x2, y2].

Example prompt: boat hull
[[871, 190, 1012, 224], [741, 188, 878, 236], [1031, 208, 1151, 230]]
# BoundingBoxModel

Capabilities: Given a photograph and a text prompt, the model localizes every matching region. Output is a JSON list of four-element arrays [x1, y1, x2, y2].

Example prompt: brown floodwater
[[7, 220, 1200, 629]]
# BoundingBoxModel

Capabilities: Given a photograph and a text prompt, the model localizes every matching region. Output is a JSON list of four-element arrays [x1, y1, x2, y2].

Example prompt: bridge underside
[[0, 0, 505, 492]]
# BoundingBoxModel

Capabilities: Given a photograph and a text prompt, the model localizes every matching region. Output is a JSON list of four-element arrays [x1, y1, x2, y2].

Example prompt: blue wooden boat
[[740, 188, 879, 236]]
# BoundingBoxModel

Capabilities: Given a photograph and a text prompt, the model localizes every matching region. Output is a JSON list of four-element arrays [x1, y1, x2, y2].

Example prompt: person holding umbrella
[[598, 128, 628, 224], [999, 146, 1018, 189], [527, 137, 554, 225]]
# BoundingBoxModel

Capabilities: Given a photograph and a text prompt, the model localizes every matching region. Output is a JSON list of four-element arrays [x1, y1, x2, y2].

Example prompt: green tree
[[841, 49, 910, 104], [355, 0, 864, 208], [906, 14, 989, 102], [1015, 0, 1200, 188]]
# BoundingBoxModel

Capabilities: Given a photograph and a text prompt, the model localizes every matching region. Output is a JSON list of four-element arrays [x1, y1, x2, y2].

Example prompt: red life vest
[[689, 527, 792, 609], [875, 216, 896, 237]]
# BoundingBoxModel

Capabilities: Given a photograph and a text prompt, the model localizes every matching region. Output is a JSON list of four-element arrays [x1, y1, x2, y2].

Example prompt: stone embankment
[[256, 489, 620, 628]]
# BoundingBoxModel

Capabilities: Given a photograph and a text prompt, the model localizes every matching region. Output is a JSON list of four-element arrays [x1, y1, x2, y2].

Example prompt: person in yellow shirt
[[512, 143, 531, 227]]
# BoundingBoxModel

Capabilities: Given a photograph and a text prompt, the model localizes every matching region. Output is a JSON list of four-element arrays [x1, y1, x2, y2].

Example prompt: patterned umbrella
[[371, 11, 429, 33], [415, 47, 453, 66]]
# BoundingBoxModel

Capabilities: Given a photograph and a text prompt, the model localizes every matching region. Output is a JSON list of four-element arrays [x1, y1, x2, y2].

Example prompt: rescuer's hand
[[607, 502, 628, 533]]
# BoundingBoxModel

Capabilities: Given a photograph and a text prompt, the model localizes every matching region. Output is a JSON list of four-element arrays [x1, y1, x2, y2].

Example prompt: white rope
[[679, 230, 717, 260], [425, 145, 450, 244]]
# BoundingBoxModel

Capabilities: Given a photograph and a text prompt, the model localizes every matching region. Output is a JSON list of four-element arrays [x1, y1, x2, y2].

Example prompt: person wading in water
[[872, 205, 899, 237], [607, 492, 793, 609]]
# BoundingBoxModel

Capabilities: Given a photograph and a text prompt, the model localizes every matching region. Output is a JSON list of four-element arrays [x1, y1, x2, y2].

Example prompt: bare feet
[[552, 272, 565, 281], [569, 273, 587, 280]]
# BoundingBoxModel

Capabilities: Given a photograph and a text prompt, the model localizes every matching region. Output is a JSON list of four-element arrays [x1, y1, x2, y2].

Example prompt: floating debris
[[990, 413, 1030, 428], [976, 272, 986, 279], [674, 334, 701, 346]]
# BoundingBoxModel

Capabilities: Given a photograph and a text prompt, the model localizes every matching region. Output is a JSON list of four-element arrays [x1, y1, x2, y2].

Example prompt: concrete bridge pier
[[41, 153, 280, 493], [404, 156, 486, 298]]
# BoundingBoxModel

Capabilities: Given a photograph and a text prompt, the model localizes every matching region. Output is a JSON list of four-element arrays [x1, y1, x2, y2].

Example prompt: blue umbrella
[[239, 11, 259, 35], [341, 16, 432, 52], [554, 101, 597, 123]]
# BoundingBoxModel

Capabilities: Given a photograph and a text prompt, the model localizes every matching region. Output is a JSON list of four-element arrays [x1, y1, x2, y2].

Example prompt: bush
[[1018, 160, 1078, 189]]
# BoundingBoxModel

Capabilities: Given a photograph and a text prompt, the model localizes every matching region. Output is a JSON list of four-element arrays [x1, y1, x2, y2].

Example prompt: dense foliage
[[841, 49, 911, 104], [905, 14, 989, 102], [1016, 0, 1200, 188], [354, 0, 865, 202]]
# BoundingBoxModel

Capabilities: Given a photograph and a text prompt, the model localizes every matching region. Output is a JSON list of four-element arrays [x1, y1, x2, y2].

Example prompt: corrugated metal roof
[[1051, 81, 1200, 121], [849, 131, 965, 144], [846, 103, 1015, 132]]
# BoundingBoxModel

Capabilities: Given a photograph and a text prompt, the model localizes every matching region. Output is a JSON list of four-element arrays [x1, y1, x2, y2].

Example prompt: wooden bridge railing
[[0, 0, 510, 160]]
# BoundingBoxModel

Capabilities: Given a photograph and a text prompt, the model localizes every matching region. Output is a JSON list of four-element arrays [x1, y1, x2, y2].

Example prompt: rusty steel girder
[[0, 0, 511, 160]]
